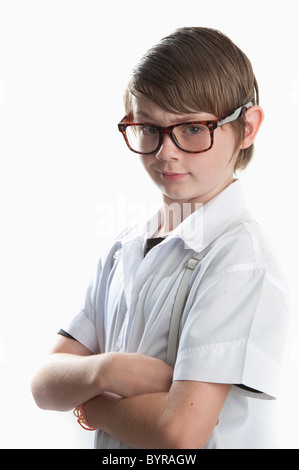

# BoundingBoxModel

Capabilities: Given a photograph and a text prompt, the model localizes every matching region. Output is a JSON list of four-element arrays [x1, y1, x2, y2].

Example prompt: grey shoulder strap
[[166, 257, 201, 366], [166, 217, 251, 366]]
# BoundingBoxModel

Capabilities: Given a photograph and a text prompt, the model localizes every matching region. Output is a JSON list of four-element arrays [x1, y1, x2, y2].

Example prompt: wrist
[[99, 352, 119, 393], [92, 352, 116, 394], [98, 352, 132, 396]]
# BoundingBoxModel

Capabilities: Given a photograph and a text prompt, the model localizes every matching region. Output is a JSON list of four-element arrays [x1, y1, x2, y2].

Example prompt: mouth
[[159, 171, 189, 182]]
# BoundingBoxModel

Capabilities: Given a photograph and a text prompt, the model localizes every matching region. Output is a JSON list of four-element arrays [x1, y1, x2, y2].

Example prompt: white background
[[0, 0, 298, 449]]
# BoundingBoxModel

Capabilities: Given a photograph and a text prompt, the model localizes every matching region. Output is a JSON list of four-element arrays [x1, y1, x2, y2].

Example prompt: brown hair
[[124, 27, 259, 172]]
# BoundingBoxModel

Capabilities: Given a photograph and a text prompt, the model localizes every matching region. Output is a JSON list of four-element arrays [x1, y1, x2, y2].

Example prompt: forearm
[[31, 351, 173, 412], [83, 392, 175, 449], [31, 353, 107, 411], [82, 381, 228, 449]]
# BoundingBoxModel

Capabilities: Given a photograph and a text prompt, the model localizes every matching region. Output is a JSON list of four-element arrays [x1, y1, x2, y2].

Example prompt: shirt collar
[[119, 180, 248, 253]]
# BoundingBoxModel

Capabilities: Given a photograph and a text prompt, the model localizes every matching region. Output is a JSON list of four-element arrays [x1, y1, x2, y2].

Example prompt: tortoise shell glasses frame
[[118, 102, 252, 155]]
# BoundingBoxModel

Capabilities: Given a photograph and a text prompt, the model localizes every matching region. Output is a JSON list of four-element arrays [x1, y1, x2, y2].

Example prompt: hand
[[103, 352, 173, 398]]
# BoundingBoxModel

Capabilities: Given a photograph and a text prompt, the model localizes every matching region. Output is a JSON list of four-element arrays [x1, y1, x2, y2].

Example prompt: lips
[[160, 171, 189, 182]]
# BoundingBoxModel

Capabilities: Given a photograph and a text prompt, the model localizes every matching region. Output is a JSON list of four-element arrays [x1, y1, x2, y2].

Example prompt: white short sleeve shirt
[[64, 180, 289, 449]]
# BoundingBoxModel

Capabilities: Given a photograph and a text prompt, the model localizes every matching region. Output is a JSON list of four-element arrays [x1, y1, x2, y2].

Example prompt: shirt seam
[[178, 338, 280, 372], [240, 221, 260, 267], [178, 338, 247, 357]]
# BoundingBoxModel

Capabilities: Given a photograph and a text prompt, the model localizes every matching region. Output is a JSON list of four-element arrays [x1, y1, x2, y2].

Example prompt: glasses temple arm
[[217, 102, 253, 127]]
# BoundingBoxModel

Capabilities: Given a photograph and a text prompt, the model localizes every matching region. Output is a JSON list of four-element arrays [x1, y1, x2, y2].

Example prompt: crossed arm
[[31, 335, 231, 449]]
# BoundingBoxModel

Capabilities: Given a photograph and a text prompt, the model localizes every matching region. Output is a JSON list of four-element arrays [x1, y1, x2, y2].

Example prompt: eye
[[141, 125, 158, 136], [184, 125, 203, 135]]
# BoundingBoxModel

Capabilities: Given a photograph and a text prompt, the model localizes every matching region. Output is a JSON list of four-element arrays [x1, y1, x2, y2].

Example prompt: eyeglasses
[[118, 102, 252, 155]]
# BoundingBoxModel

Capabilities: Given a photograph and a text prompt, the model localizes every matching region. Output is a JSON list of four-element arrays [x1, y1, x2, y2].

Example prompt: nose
[[155, 134, 180, 161]]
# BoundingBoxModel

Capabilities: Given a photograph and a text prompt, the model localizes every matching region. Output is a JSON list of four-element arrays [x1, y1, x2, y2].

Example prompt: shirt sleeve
[[61, 257, 103, 354], [60, 238, 123, 353], [173, 265, 289, 400]]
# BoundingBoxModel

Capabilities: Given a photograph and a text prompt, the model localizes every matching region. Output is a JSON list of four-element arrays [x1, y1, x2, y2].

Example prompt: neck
[[157, 199, 202, 237], [158, 177, 236, 236]]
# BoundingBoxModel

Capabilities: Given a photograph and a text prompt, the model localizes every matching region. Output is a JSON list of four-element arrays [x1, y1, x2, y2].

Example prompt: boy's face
[[132, 96, 239, 206]]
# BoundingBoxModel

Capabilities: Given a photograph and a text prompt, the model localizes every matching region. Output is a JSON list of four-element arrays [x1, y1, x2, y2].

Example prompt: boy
[[31, 27, 289, 449]]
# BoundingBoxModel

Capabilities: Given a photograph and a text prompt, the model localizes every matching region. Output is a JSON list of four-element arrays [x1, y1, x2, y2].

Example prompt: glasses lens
[[173, 124, 211, 152], [126, 125, 160, 154]]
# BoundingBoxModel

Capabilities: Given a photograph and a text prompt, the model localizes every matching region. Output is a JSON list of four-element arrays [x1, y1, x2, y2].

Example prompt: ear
[[240, 105, 264, 149]]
